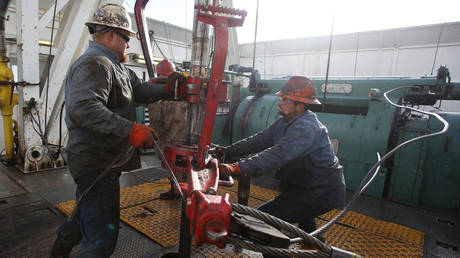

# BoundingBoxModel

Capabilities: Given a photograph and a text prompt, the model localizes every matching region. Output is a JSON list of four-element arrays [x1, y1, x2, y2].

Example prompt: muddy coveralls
[[226, 110, 345, 234], [54, 41, 169, 257]]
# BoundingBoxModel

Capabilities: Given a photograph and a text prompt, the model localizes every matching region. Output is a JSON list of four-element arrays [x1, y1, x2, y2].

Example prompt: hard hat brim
[[85, 21, 136, 36], [276, 91, 322, 105]]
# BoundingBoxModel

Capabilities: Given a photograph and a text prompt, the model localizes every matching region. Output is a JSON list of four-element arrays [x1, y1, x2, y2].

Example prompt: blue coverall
[[226, 110, 345, 234]]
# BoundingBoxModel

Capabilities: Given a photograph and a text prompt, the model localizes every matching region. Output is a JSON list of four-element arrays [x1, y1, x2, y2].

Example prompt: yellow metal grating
[[219, 179, 280, 202], [319, 209, 424, 249], [121, 199, 181, 247], [316, 220, 423, 257], [120, 178, 170, 208], [56, 179, 424, 257]]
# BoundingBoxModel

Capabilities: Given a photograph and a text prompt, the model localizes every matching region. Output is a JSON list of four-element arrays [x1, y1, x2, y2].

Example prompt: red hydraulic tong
[[134, 0, 246, 254]]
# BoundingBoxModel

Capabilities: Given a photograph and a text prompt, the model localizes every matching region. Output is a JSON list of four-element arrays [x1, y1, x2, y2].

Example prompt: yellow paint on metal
[[319, 209, 424, 249], [219, 179, 280, 202], [56, 179, 424, 257], [120, 178, 170, 208], [0, 60, 18, 161], [121, 199, 181, 247], [316, 220, 423, 257]]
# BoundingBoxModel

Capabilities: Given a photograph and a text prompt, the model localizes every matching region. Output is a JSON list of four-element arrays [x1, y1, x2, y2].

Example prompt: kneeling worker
[[219, 76, 345, 237]]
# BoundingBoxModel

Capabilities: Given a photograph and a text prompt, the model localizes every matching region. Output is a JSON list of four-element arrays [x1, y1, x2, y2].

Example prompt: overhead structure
[[12, 0, 122, 172]]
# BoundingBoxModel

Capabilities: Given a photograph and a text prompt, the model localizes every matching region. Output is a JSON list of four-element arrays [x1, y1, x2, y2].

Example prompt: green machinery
[[212, 66, 460, 211]]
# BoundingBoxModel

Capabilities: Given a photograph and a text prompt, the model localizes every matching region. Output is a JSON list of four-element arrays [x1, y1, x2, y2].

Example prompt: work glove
[[128, 122, 159, 147], [165, 72, 187, 93], [218, 163, 241, 178]]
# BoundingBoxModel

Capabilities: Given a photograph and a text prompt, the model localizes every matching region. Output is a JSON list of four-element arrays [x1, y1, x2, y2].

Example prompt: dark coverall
[[55, 41, 169, 257], [226, 110, 345, 234]]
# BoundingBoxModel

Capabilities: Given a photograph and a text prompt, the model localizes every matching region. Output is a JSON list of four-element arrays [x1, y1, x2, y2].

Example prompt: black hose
[[51, 101, 65, 160]]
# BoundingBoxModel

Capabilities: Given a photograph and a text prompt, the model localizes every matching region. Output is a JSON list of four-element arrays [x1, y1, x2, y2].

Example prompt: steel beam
[[16, 0, 40, 156], [38, 0, 71, 32], [44, 0, 124, 147], [41, 0, 99, 147]]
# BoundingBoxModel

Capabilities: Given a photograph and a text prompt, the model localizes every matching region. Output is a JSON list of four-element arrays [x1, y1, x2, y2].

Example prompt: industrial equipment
[[134, 0, 362, 257], [135, 0, 245, 254], [216, 66, 460, 211]]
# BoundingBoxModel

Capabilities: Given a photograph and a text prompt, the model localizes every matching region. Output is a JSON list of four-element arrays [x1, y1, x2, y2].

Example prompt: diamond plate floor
[[57, 179, 427, 257], [1, 153, 459, 257]]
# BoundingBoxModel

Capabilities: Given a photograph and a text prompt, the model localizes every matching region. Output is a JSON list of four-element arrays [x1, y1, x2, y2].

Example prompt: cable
[[431, 23, 445, 75], [51, 101, 65, 160], [231, 203, 332, 254], [321, 15, 335, 113], [297, 86, 450, 239], [163, 22, 175, 62], [29, 106, 46, 143], [43, 0, 58, 143], [251, 0, 259, 70], [228, 237, 329, 258], [67, 145, 134, 222], [151, 30, 167, 60]]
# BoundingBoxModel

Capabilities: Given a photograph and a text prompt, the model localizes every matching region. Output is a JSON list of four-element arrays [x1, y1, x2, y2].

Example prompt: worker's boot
[[50, 226, 81, 258], [50, 238, 74, 258]]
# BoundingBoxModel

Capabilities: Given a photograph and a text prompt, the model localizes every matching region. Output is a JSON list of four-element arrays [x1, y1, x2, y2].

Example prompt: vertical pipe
[[191, 0, 210, 77], [0, 0, 16, 162], [2, 108, 14, 160], [0, 0, 11, 60]]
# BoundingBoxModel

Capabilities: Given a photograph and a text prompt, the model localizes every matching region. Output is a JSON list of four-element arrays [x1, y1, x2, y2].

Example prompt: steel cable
[[231, 203, 332, 255], [228, 237, 329, 258]]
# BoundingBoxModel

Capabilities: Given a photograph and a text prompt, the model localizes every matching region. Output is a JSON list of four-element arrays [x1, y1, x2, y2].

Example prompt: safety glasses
[[113, 30, 130, 43]]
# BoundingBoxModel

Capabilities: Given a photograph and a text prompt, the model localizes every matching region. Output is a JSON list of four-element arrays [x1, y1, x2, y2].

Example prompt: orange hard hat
[[276, 76, 321, 105], [156, 59, 175, 76]]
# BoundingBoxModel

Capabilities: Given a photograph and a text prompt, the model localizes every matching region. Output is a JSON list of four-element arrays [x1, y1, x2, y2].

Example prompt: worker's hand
[[128, 122, 159, 147], [210, 145, 226, 160], [165, 72, 186, 93], [218, 163, 241, 177]]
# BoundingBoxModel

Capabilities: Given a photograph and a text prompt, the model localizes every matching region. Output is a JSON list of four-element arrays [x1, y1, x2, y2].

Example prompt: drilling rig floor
[[0, 153, 458, 257]]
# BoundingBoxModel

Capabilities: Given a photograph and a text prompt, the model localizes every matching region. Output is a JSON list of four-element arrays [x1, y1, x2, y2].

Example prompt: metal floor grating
[[56, 178, 424, 257], [319, 209, 424, 248]]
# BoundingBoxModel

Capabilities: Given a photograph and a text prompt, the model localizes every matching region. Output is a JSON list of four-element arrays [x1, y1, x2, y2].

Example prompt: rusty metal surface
[[56, 180, 424, 257]]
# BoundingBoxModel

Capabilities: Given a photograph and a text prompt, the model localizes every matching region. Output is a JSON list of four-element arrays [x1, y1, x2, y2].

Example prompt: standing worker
[[218, 76, 345, 240], [51, 4, 183, 257]]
